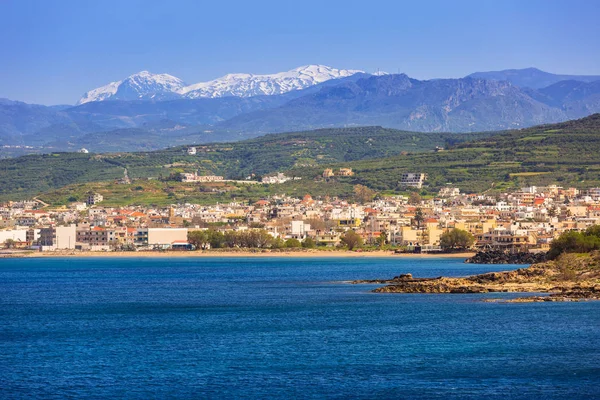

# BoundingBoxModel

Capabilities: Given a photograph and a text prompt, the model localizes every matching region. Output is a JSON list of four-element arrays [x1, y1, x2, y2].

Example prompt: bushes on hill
[[548, 225, 600, 259]]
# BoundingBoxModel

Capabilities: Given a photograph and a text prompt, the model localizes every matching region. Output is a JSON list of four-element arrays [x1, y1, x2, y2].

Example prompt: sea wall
[[465, 250, 546, 264]]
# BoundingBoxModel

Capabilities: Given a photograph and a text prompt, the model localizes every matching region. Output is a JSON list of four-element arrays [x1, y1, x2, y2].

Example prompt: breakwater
[[465, 250, 546, 264]]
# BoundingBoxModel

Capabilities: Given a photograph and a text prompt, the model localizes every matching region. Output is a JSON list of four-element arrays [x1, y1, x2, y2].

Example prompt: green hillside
[[0, 126, 491, 201], [304, 114, 600, 193], [1, 115, 600, 205]]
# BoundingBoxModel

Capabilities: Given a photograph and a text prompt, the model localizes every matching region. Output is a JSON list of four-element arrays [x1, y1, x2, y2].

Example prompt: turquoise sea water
[[1, 257, 599, 399]]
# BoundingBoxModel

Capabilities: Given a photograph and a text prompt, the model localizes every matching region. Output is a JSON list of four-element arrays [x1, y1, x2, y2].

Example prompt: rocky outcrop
[[352, 252, 600, 302], [503, 286, 600, 302], [465, 250, 546, 264]]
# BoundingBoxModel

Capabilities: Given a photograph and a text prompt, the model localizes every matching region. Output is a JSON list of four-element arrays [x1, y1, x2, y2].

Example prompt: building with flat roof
[[337, 168, 354, 176], [400, 173, 427, 189], [87, 192, 104, 205]]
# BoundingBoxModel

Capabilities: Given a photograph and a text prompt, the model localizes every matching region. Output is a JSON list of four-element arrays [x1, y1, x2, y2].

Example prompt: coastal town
[[2, 181, 600, 255]]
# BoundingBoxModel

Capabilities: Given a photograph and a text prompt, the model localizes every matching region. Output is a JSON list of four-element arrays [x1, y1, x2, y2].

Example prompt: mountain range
[[1, 65, 600, 155], [217, 74, 566, 133], [467, 67, 600, 89], [77, 65, 363, 104]]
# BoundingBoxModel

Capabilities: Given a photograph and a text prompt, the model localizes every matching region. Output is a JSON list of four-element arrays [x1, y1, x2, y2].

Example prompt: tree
[[304, 217, 334, 231], [340, 230, 363, 250], [284, 238, 302, 248], [547, 227, 600, 259], [408, 192, 422, 205], [414, 208, 424, 228], [109, 239, 122, 251], [586, 224, 600, 238], [353, 184, 376, 204], [440, 229, 475, 251], [376, 232, 387, 248], [249, 230, 273, 248], [302, 237, 317, 248], [271, 237, 285, 249], [224, 231, 239, 248], [207, 230, 225, 249], [188, 230, 209, 250], [4, 239, 16, 249]]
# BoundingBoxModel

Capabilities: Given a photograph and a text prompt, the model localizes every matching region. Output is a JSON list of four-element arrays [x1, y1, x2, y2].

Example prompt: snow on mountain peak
[[289, 64, 362, 81], [180, 65, 365, 99], [77, 80, 122, 105], [77, 71, 186, 105], [77, 65, 365, 104], [126, 71, 184, 88]]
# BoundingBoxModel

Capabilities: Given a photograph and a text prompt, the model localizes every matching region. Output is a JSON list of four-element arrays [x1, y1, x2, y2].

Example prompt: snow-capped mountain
[[180, 65, 364, 98], [77, 65, 364, 105], [77, 71, 186, 105], [77, 80, 121, 104]]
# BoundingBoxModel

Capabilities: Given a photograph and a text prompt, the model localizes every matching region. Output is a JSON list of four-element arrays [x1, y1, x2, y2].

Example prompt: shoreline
[[352, 255, 600, 302], [1, 250, 475, 259]]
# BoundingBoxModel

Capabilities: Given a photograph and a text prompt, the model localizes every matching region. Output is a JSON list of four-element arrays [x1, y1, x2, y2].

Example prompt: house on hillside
[[337, 168, 354, 176], [438, 187, 460, 197], [400, 173, 427, 189], [262, 173, 291, 184], [323, 169, 334, 178], [87, 192, 104, 206]]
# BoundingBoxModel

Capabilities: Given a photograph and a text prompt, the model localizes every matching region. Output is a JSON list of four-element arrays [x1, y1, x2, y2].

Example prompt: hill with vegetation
[[0, 126, 491, 202], [286, 113, 600, 194], [1, 115, 600, 205]]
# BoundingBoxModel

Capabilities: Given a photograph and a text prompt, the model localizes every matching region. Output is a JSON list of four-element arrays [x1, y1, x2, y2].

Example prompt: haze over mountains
[[468, 67, 600, 89], [1, 65, 600, 155]]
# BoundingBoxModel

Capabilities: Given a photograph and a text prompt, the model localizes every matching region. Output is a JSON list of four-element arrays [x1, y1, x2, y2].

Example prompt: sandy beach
[[2, 250, 475, 259]]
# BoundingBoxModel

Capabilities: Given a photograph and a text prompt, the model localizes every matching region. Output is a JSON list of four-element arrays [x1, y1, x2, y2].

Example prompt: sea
[[1, 257, 599, 399]]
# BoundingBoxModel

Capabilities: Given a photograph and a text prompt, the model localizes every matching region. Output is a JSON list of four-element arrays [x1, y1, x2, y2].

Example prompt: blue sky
[[1, 0, 599, 105]]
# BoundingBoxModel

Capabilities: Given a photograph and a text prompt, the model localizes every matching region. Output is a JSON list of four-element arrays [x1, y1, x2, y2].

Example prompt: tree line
[[187, 229, 317, 250], [187, 229, 371, 250]]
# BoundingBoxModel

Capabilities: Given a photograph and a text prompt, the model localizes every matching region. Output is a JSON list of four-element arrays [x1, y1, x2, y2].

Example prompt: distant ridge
[[467, 67, 600, 89], [3, 68, 600, 153], [216, 74, 568, 133]]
